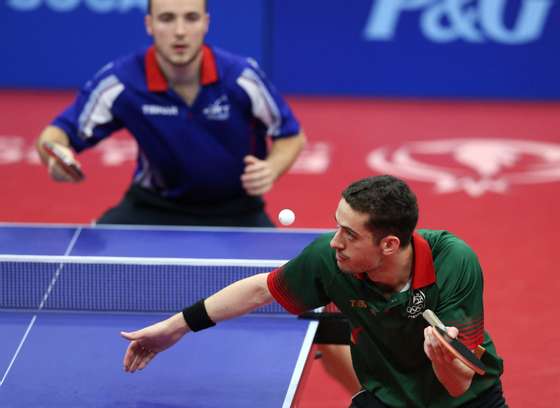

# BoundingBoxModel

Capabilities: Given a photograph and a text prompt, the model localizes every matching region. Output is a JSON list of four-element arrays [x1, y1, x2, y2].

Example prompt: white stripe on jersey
[[78, 75, 125, 139], [236, 68, 282, 137]]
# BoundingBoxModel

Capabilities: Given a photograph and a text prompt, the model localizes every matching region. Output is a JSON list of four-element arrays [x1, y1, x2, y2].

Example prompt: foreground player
[[121, 175, 507, 407], [36, 0, 305, 227]]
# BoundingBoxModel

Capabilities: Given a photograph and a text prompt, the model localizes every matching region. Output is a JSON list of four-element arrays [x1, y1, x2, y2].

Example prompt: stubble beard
[[157, 43, 203, 70]]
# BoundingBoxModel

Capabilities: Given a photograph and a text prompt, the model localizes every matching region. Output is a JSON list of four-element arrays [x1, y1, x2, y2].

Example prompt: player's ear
[[204, 12, 210, 35], [380, 235, 400, 255], [145, 14, 154, 36]]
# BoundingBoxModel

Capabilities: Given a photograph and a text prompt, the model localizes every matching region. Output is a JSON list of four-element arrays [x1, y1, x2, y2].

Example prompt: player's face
[[145, 0, 209, 69], [329, 199, 384, 275]]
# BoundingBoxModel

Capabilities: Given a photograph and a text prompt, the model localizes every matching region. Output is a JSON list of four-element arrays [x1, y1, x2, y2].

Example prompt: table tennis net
[[0, 256, 287, 314]]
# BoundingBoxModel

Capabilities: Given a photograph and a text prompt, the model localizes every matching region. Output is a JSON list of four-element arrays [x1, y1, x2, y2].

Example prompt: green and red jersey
[[267, 229, 504, 408]]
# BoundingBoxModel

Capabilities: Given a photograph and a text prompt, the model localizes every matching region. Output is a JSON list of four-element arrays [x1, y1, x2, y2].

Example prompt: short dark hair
[[342, 175, 418, 246], [147, 0, 207, 14]]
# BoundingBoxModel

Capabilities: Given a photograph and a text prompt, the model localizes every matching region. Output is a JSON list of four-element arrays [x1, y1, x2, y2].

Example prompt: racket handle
[[422, 309, 447, 331]]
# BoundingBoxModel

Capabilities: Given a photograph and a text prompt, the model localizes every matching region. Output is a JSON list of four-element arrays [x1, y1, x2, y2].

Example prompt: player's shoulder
[[84, 49, 145, 91], [308, 232, 336, 250], [297, 232, 337, 266], [418, 229, 475, 256], [418, 229, 481, 278], [210, 45, 266, 83]]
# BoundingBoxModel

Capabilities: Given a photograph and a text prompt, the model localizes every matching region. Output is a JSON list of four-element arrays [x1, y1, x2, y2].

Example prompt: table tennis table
[[0, 223, 326, 407]]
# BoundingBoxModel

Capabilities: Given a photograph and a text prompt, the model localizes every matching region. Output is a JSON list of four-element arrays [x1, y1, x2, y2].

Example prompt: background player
[[36, 0, 305, 227]]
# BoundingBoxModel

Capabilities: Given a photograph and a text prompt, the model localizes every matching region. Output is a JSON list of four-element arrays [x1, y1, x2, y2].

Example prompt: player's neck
[[366, 245, 413, 295], [156, 52, 202, 87]]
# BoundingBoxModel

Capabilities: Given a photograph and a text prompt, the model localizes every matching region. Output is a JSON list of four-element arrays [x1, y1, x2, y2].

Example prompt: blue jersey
[[53, 45, 301, 203]]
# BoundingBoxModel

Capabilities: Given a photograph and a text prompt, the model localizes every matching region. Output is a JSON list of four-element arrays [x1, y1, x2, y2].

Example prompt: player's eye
[[346, 231, 356, 241], [158, 13, 175, 23], [185, 12, 201, 22]]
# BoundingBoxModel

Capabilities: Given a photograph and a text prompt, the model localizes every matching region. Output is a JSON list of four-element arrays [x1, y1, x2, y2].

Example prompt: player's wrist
[[181, 299, 216, 332]]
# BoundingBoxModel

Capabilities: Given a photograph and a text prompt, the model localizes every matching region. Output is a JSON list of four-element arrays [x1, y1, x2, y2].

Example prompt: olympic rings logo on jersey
[[406, 290, 426, 319]]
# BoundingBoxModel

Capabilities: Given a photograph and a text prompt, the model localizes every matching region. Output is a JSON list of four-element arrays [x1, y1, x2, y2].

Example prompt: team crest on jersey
[[406, 290, 426, 319], [203, 94, 230, 121]]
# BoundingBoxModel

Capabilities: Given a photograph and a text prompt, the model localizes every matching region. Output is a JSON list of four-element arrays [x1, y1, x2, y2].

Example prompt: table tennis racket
[[42, 141, 85, 181], [422, 309, 486, 376]]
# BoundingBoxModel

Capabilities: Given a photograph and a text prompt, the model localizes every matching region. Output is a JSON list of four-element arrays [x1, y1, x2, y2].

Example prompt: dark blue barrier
[[0, 0, 266, 89], [271, 0, 559, 99], [1, 0, 559, 99]]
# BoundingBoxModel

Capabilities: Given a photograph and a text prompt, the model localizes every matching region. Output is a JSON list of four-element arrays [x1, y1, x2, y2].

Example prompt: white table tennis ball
[[278, 209, 296, 226]]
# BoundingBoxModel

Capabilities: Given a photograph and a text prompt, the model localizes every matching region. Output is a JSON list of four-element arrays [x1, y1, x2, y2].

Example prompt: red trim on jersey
[[200, 45, 219, 85], [145, 46, 168, 92], [145, 44, 218, 92], [351, 326, 364, 344], [267, 268, 306, 315], [411, 233, 436, 289], [453, 316, 485, 350]]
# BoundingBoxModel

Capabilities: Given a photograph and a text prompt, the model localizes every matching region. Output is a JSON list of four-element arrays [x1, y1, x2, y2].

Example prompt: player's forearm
[[266, 131, 306, 180], [432, 359, 474, 397], [204, 273, 274, 323], [36, 126, 71, 164]]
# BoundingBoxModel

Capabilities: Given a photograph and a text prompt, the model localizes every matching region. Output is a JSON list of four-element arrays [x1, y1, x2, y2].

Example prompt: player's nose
[[329, 230, 344, 249]]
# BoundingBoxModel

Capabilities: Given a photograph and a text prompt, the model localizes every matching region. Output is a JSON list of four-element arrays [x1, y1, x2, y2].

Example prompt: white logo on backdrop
[[367, 139, 560, 196], [289, 142, 331, 174], [364, 0, 554, 44], [7, 0, 145, 12]]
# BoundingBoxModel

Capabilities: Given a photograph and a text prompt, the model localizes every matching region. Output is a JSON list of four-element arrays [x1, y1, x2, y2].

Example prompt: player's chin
[[335, 259, 354, 274]]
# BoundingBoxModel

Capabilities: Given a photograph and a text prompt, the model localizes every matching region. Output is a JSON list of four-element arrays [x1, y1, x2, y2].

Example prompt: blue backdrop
[[0, 0, 266, 88], [1, 0, 559, 99]]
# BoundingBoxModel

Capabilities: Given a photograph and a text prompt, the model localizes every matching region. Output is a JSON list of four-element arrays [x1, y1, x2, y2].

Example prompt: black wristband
[[182, 299, 216, 332]]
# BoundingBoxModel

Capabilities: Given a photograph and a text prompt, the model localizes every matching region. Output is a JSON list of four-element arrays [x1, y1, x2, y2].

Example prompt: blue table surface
[[0, 313, 313, 408], [0, 224, 328, 260], [0, 224, 319, 407]]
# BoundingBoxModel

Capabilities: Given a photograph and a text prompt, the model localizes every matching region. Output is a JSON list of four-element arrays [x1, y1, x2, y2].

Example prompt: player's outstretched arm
[[423, 326, 475, 397], [121, 273, 274, 373], [36, 126, 82, 182], [241, 131, 305, 196]]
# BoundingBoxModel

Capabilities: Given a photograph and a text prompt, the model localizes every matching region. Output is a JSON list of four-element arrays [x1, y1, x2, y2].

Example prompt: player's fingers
[[243, 155, 258, 165], [241, 174, 271, 188], [128, 346, 150, 373], [424, 327, 440, 357], [136, 351, 157, 371], [243, 161, 266, 173], [426, 327, 449, 363], [446, 326, 459, 338], [123, 340, 149, 371], [241, 168, 274, 194], [243, 179, 273, 196], [121, 330, 144, 341], [123, 347, 137, 372], [423, 327, 434, 359]]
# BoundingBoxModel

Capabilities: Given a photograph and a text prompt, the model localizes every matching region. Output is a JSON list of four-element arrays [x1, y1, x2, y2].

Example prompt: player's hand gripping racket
[[422, 309, 486, 375], [42, 141, 85, 182]]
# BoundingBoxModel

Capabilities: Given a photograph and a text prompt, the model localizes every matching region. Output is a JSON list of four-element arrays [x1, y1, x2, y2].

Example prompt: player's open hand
[[423, 326, 459, 365], [120, 313, 188, 373], [241, 155, 276, 196]]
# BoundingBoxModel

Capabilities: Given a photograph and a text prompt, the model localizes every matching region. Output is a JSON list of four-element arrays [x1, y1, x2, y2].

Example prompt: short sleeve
[[52, 63, 125, 153], [267, 236, 332, 315], [235, 58, 300, 139], [434, 237, 485, 350]]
